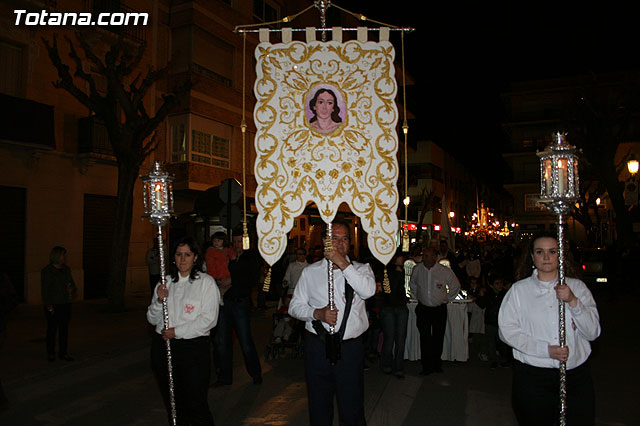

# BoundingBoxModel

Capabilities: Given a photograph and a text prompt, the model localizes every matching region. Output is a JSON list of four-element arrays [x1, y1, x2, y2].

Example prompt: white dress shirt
[[289, 258, 376, 339], [147, 273, 221, 339], [409, 262, 460, 307], [283, 260, 308, 295], [498, 269, 600, 369]]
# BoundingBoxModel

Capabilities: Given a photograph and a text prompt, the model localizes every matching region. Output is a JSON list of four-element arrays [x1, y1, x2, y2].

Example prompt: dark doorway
[[83, 194, 117, 299], [0, 186, 26, 302]]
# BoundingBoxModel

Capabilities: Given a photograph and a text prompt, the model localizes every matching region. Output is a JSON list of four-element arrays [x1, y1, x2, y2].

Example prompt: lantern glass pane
[[557, 158, 568, 196], [543, 159, 552, 195], [152, 180, 165, 213]]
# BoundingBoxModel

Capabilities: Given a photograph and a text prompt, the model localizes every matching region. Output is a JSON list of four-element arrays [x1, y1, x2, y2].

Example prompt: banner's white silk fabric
[[254, 38, 399, 266]]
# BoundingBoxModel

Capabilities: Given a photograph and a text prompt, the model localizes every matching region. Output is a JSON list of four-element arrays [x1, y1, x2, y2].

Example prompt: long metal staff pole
[[557, 214, 567, 426], [326, 223, 335, 335], [157, 225, 177, 426]]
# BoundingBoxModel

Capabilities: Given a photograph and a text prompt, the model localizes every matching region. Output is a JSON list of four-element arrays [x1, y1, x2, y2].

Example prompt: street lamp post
[[537, 132, 580, 426], [142, 161, 177, 425]]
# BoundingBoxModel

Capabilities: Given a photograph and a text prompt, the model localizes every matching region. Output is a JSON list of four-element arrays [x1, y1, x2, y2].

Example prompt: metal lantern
[[537, 132, 580, 215], [142, 161, 174, 226], [142, 161, 177, 425], [537, 132, 580, 426]]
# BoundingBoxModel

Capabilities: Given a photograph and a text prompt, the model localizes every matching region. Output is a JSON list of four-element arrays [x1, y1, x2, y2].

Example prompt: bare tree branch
[[74, 33, 106, 75], [117, 41, 146, 77], [132, 66, 168, 110], [64, 35, 102, 101], [141, 132, 160, 158], [42, 35, 91, 109]]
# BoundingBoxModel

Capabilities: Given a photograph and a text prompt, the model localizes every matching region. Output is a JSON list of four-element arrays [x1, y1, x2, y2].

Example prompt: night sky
[[337, 2, 640, 185]]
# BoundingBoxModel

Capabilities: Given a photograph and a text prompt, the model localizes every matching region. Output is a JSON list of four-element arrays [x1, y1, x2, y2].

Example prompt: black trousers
[[44, 303, 71, 356], [512, 359, 595, 426], [151, 334, 215, 426], [304, 332, 366, 426], [415, 303, 447, 372]]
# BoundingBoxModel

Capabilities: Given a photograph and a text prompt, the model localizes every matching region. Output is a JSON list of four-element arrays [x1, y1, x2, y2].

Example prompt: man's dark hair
[[232, 225, 244, 238]]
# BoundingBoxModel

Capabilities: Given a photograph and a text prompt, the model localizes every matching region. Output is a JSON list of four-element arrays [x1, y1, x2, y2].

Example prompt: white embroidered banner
[[254, 34, 399, 266]]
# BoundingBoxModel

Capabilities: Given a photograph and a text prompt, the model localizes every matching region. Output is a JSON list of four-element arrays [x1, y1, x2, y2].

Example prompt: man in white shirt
[[409, 246, 460, 374], [283, 248, 308, 296], [289, 220, 376, 426]]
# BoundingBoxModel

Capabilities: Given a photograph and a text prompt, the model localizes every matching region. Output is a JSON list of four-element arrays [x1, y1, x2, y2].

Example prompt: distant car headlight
[[596, 278, 607, 283]]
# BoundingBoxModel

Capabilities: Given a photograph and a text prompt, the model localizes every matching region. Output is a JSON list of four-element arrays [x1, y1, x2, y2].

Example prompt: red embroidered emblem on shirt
[[185, 304, 195, 314]]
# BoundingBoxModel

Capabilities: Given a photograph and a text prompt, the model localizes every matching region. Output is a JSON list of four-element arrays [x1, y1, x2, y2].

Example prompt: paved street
[[0, 289, 637, 425]]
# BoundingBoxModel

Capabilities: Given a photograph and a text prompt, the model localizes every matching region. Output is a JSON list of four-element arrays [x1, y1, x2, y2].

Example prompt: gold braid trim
[[262, 267, 272, 293], [383, 268, 391, 294]]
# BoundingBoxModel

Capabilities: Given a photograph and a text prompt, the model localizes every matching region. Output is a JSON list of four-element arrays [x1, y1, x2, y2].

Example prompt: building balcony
[[92, 0, 146, 44], [166, 162, 256, 197], [78, 116, 114, 156], [0, 93, 55, 149]]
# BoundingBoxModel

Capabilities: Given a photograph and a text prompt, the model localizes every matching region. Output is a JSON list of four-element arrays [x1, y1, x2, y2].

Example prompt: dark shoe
[[419, 369, 432, 376], [59, 354, 74, 362], [395, 372, 405, 379], [211, 380, 231, 388], [382, 368, 392, 375], [253, 376, 263, 385], [434, 367, 443, 373], [490, 362, 498, 370], [48, 354, 56, 362]]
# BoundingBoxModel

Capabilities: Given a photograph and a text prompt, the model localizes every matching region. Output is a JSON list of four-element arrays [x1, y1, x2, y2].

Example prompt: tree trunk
[[106, 158, 141, 311]]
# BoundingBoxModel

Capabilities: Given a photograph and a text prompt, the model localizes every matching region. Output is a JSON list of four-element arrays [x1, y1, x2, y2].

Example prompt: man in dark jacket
[[212, 230, 263, 386]]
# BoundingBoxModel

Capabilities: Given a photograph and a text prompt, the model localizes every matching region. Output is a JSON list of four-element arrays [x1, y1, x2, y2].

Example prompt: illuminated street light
[[449, 211, 455, 218], [403, 196, 410, 206], [628, 156, 639, 176]]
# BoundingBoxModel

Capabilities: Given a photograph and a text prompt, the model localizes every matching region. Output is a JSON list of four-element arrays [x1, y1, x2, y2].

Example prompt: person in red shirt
[[205, 232, 235, 296]]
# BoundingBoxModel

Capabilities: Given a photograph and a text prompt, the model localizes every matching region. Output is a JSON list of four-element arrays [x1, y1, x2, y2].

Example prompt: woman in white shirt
[[147, 236, 220, 426], [499, 232, 600, 426]]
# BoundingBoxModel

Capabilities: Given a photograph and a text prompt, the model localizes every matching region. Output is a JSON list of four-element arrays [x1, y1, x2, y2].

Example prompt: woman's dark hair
[[514, 231, 578, 281], [309, 88, 342, 124], [170, 236, 203, 282], [49, 246, 67, 265]]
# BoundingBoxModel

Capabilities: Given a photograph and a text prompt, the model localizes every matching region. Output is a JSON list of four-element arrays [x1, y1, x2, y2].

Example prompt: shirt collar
[[531, 268, 557, 290]]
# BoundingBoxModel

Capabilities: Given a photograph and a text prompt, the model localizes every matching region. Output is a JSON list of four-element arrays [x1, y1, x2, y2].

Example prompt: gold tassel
[[402, 229, 410, 252], [383, 269, 391, 294], [262, 267, 271, 293], [242, 221, 250, 250]]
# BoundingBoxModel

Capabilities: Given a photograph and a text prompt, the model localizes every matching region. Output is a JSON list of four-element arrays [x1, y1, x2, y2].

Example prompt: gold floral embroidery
[[254, 40, 399, 266]]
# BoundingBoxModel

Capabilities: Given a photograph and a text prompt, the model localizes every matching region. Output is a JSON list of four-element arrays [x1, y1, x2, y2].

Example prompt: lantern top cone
[[142, 161, 174, 226], [537, 132, 580, 216]]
